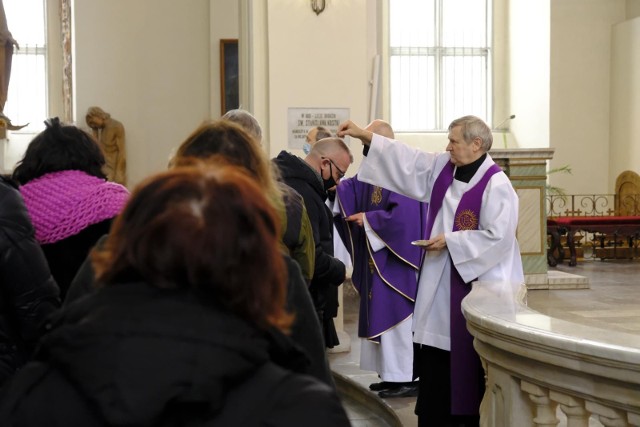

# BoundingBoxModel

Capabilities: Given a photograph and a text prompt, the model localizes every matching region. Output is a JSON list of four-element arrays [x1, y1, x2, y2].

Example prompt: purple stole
[[426, 160, 502, 415]]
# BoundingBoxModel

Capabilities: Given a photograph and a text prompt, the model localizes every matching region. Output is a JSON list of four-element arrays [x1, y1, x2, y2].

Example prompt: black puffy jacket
[[0, 177, 59, 384], [272, 152, 345, 292], [0, 282, 350, 427], [66, 239, 336, 390], [272, 152, 345, 348]]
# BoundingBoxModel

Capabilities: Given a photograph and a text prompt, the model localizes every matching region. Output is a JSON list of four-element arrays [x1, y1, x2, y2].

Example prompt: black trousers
[[413, 344, 481, 427]]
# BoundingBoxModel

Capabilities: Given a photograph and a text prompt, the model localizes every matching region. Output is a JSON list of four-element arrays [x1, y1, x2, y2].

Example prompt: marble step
[[333, 371, 402, 427]]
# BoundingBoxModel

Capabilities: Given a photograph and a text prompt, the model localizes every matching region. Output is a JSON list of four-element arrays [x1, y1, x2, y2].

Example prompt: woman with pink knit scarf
[[12, 118, 129, 300]]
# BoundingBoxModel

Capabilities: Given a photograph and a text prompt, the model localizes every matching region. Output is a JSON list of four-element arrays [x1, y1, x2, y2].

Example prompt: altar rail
[[547, 216, 640, 266], [546, 194, 640, 265], [546, 194, 640, 217], [463, 282, 640, 427]]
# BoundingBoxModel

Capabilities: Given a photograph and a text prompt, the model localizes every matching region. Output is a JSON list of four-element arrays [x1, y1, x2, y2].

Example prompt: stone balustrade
[[463, 281, 640, 426]]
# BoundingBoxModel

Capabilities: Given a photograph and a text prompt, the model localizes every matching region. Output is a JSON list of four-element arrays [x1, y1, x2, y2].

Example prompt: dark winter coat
[[272, 151, 345, 348], [282, 253, 335, 387], [41, 219, 112, 301], [0, 177, 59, 385], [0, 281, 350, 426], [66, 240, 335, 389]]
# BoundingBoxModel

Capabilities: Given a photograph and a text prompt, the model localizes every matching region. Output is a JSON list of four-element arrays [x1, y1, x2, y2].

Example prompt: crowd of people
[[0, 110, 523, 427]]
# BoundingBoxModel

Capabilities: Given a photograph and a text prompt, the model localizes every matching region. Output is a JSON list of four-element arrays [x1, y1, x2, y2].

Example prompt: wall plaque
[[287, 107, 350, 149]]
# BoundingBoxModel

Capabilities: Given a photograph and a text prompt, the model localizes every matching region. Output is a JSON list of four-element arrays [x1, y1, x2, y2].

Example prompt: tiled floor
[[329, 284, 418, 427], [528, 259, 640, 335], [330, 258, 640, 426]]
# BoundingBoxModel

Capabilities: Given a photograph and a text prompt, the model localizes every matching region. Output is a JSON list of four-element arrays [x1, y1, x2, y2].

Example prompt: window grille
[[389, 0, 491, 131], [3, 0, 47, 134]]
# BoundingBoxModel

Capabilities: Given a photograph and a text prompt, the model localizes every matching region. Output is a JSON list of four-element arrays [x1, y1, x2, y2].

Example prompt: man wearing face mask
[[273, 138, 352, 348], [303, 126, 333, 155]]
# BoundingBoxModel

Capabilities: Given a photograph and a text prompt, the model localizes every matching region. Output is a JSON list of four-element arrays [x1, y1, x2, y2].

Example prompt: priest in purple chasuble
[[336, 171, 427, 395], [332, 120, 426, 397], [337, 115, 524, 427]]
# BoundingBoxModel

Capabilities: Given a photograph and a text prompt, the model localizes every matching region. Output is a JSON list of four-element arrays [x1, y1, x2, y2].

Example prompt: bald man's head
[[311, 137, 353, 162], [365, 119, 394, 139]]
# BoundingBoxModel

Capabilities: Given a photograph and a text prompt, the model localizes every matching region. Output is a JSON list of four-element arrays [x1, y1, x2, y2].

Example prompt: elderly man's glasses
[[322, 157, 345, 179]]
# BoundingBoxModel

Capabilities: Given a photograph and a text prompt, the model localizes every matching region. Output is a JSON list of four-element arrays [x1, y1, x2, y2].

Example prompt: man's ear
[[472, 137, 483, 151], [318, 157, 327, 172]]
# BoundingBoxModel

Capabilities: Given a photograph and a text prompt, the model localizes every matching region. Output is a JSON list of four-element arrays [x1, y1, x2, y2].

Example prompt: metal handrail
[[546, 193, 640, 217]]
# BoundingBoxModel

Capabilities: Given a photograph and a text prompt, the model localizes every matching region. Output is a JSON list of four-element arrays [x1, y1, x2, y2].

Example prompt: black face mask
[[322, 162, 337, 192]]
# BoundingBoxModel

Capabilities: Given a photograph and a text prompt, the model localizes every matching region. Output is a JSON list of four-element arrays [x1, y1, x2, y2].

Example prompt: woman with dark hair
[[172, 120, 334, 388], [11, 118, 129, 299], [0, 164, 351, 426]]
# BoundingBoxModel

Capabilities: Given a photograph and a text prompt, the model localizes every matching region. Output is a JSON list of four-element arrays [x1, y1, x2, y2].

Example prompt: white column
[[521, 381, 559, 427], [550, 391, 589, 427]]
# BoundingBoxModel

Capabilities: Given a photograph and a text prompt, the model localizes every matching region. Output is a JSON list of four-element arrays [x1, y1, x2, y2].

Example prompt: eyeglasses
[[322, 157, 345, 179]]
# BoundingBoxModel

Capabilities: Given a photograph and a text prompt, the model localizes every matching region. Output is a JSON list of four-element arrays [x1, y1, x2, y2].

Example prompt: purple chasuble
[[427, 161, 502, 415], [336, 175, 427, 340]]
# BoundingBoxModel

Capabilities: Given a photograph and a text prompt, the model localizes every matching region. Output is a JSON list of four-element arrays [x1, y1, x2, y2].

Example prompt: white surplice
[[358, 134, 524, 350], [330, 190, 415, 382]]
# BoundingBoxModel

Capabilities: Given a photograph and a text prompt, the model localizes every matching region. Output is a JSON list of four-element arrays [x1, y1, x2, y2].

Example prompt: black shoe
[[369, 381, 398, 391], [378, 384, 419, 398]]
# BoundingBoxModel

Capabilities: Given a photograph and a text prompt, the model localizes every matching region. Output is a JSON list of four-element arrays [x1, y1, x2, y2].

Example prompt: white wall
[[72, 0, 211, 188], [548, 0, 625, 195], [493, 0, 513, 132], [46, 0, 64, 120], [509, 0, 550, 153], [242, 0, 270, 151], [265, 0, 370, 174], [628, 0, 640, 18], [609, 17, 640, 187]]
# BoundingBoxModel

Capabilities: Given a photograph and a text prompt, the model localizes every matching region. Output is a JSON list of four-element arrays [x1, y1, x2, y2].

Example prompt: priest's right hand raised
[[337, 120, 373, 147]]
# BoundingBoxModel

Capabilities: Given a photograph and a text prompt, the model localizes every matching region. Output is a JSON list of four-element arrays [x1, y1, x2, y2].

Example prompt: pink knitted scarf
[[20, 170, 130, 244]]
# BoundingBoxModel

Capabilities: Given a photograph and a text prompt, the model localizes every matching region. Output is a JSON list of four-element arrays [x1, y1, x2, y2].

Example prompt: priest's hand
[[337, 120, 373, 146], [345, 212, 364, 227], [422, 233, 447, 251]]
